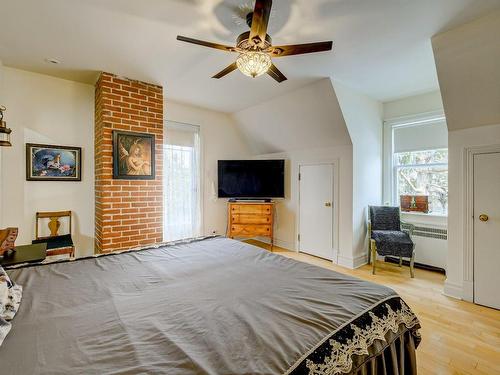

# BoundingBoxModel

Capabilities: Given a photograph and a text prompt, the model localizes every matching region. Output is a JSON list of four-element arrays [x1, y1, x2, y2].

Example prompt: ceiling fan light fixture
[[236, 51, 272, 78], [177, 0, 332, 82]]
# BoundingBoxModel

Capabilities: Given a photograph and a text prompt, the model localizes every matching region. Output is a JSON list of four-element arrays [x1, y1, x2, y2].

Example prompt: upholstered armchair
[[368, 206, 416, 278]]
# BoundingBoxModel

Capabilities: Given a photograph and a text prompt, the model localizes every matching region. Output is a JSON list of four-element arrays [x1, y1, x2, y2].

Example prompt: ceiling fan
[[176, 0, 333, 83]]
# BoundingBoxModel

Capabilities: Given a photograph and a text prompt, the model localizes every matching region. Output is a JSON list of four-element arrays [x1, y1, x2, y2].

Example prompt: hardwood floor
[[246, 240, 500, 375]]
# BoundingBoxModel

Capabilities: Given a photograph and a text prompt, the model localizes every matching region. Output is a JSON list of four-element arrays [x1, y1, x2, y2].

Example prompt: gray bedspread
[[1, 237, 420, 375]]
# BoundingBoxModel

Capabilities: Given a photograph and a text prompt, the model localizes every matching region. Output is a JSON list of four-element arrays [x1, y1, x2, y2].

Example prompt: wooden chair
[[32, 211, 75, 258], [368, 206, 416, 278]]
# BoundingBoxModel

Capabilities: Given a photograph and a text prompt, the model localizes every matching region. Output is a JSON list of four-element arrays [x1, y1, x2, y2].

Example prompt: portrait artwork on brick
[[113, 130, 155, 180]]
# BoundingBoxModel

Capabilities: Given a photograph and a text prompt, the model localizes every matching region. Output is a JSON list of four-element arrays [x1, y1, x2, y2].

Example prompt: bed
[[1, 237, 421, 375]]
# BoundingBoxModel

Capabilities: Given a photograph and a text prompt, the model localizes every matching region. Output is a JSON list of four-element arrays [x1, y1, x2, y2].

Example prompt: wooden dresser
[[227, 202, 274, 249]]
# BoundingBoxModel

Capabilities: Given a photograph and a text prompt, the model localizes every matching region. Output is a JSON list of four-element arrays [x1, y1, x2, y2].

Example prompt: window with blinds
[[163, 122, 201, 241], [391, 119, 448, 215]]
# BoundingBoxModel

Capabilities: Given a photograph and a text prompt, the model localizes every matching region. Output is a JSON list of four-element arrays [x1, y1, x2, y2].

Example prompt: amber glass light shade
[[236, 51, 272, 78]]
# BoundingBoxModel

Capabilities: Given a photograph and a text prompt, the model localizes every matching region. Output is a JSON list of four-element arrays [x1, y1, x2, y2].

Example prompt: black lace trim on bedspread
[[287, 297, 421, 375]]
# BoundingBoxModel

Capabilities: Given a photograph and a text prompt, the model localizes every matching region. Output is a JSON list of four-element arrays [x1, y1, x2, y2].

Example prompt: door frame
[[463, 144, 500, 302], [296, 161, 339, 262]]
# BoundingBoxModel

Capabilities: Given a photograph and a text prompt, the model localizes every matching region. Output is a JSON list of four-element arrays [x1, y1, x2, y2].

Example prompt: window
[[394, 149, 448, 215], [384, 113, 449, 216], [163, 123, 201, 241]]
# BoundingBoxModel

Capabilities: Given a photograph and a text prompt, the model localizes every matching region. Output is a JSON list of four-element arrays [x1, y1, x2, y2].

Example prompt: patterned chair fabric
[[371, 230, 414, 258], [370, 206, 401, 231], [369, 206, 414, 258]]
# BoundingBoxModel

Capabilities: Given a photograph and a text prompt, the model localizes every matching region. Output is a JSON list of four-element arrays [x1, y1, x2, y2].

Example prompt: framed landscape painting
[[113, 130, 155, 180], [26, 143, 82, 181]]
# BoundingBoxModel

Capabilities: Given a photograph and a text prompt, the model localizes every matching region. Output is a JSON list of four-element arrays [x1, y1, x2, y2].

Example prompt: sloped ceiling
[[1, 0, 500, 112], [432, 10, 500, 130], [232, 78, 351, 155]]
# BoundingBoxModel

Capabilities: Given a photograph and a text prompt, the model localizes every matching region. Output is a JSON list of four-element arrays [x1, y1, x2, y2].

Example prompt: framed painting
[[113, 130, 155, 180], [26, 143, 82, 181]]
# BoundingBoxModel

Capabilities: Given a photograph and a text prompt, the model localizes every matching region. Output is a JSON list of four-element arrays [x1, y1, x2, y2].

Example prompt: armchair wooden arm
[[401, 221, 415, 237]]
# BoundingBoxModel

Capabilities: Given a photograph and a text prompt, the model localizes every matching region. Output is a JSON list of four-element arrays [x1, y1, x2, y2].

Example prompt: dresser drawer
[[230, 204, 272, 215], [230, 224, 272, 236], [231, 214, 272, 224]]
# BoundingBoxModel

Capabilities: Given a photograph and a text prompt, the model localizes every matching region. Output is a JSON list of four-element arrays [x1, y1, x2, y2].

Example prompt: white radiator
[[411, 224, 447, 270], [395, 211, 448, 271]]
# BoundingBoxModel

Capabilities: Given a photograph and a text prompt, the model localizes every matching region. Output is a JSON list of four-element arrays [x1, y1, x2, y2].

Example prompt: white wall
[[446, 124, 500, 299], [232, 78, 362, 266], [0, 71, 251, 254], [432, 10, 500, 131], [164, 101, 252, 236], [432, 10, 500, 299], [233, 79, 351, 154], [383, 90, 444, 120], [231, 78, 387, 268], [255, 146, 354, 262], [0, 67, 95, 256], [334, 81, 383, 264]]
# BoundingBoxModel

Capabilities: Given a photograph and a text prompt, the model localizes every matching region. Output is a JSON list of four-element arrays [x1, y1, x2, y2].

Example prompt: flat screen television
[[218, 160, 285, 199]]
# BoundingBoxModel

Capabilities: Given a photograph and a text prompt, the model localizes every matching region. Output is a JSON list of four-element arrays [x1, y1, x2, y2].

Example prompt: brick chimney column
[[95, 73, 163, 252]]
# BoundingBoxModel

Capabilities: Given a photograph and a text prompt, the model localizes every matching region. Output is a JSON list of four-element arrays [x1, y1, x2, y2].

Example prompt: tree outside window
[[394, 149, 448, 215]]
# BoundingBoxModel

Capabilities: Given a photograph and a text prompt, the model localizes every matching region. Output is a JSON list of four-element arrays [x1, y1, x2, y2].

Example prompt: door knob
[[325, 202, 332, 207], [479, 214, 489, 222]]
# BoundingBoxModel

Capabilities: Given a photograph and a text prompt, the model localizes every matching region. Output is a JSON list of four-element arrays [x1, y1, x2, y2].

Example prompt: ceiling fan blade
[[249, 0, 272, 46], [177, 35, 235, 52], [267, 63, 287, 83], [212, 62, 238, 79], [268, 41, 333, 57]]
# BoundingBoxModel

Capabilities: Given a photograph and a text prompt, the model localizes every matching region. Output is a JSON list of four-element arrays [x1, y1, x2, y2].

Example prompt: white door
[[474, 152, 500, 309], [299, 164, 334, 260]]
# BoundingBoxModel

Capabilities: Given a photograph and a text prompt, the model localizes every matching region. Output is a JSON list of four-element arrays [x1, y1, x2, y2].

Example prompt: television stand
[[227, 201, 275, 251]]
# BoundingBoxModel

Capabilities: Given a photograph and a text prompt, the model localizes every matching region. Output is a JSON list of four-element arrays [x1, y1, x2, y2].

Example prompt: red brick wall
[[95, 72, 163, 253]]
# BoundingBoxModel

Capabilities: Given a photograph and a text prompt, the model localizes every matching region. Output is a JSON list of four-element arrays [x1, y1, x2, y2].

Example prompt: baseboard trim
[[337, 253, 367, 269], [443, 280, 463, 300], [462, 280, 473, 302], [353, 253, 368, 268]]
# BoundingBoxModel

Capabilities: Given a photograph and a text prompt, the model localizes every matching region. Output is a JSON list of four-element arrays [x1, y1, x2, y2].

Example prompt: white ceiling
[[433, 10, 500, 130], [0, 0, 499, 113]]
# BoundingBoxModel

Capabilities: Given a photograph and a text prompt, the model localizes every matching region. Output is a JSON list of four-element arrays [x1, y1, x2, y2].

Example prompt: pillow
[[0, 265, 23, 346]]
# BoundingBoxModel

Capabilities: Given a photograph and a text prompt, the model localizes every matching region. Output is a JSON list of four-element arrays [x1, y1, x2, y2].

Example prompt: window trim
[[383, 111, 448, 217]]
